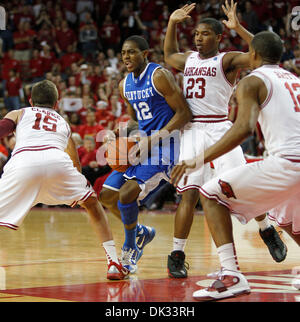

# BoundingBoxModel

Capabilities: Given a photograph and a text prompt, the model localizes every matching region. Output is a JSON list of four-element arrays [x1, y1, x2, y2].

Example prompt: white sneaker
[[193, 269, 251, 301], [121, 247, 141, 274]]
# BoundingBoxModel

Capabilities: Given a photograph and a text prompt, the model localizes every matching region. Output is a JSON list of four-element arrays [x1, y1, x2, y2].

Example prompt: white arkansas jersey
[[249, 65, 300, 159], [183, 51, 233, 121], [13, 106, 71, 155]]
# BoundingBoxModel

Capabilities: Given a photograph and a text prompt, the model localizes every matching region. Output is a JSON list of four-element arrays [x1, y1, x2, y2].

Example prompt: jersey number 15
[[32, 113, 57, 132]]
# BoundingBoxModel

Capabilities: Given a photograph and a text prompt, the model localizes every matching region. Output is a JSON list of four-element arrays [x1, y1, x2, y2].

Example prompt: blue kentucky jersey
[[123, 62, 179, 166]]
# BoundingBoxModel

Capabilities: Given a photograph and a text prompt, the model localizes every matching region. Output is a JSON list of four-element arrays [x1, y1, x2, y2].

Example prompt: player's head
[[194, 18, 223, 57], [30, 80, 59, 109], [121, 35, 149, 75], [249, 31, 283, 69]]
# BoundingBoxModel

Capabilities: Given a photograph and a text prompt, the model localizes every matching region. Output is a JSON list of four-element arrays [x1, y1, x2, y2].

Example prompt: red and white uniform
[[200, 65, 300, 233], [0, 106, 95, 230], [177, 52, 245, 192]]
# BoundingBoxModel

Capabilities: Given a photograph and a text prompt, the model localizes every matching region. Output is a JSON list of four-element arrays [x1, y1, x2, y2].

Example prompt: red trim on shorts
[[0, 222, 18, 230], [176, 184, 201, 193], [267, 214, 300, 235], [199, 186, 231, 209], [70, 191, 94, 208], [13, 145, 59, 156], [191, 114, 228, 123]]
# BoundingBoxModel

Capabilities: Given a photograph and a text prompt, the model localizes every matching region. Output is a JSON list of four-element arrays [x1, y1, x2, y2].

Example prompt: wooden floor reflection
[[0, 206, 299, 302]]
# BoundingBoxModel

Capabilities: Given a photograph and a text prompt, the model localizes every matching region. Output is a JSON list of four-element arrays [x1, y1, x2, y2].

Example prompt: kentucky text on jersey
[[124, 87, 155, 101], [184, 66, 217, 77]]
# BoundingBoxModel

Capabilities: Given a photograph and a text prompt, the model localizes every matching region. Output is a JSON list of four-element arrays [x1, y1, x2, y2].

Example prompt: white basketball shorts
[[200, 155, 300, 234], [0, 149, 95, 230], [177, 120, 245, 193]]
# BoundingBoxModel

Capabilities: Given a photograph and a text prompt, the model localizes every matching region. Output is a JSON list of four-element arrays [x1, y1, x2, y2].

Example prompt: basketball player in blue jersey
[[99, 35, 192, 273]]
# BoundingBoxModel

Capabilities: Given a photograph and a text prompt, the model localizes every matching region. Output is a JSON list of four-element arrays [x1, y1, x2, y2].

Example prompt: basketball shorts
[[200, 155, 300, 234], [0, 149, 95, 230], [102, 164, 171, 205], [176, 121, 245, 193]]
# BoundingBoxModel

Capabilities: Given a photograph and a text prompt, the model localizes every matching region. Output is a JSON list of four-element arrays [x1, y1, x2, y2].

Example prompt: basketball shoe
[[193, 268, 251, 301], [259, 225, 287, 262], [167, 250, 189, 278], [107, 259, 129, 280], [121, 246, 142, 274], [136, 225, 156, 254]]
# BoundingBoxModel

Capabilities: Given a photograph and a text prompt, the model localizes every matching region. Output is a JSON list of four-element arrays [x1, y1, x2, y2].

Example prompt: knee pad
[[117, 200, 139, 225]]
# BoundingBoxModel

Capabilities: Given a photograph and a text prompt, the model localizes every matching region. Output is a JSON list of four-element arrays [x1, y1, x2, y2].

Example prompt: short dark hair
[[124, 35, 149, 51], [251, 31, 283, 64], [31, 80, 58, 108], [198, 18, 224, 35]]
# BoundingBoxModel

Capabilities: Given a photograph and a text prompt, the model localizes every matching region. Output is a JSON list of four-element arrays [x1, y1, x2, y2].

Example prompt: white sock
[[102, 240, 119, 264], [217, 243, 240, 272], [257, 216, 271, 231], [173, 237, 187, 252]]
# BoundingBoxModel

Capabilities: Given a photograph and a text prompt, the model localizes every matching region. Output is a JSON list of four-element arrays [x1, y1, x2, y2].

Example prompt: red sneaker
[[107, 260, 129, 280]]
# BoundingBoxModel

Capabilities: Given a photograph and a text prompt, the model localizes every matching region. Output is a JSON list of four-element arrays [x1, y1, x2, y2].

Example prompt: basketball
[[105, 137, 137, 172]]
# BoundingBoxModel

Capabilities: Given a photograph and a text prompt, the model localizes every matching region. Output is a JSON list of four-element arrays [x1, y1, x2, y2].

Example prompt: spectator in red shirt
[[99, 14, 121, 51], [40, 42, 59, 73], [13, 21, 32, 61], [1, 49, 21, 81], [4, 69, 22, 111], [29, 49, 45, 82], [78, 108, 105, 143], [60, 45, 85, 73], [54, 20, 78, 56]]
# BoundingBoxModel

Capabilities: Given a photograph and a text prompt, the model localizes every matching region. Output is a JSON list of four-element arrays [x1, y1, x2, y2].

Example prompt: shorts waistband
[[12, 145, 59, 156], [191, 115, 228, 123]]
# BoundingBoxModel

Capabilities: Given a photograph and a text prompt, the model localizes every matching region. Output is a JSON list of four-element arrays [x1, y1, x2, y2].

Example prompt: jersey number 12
[[132, 102, 153, 121]]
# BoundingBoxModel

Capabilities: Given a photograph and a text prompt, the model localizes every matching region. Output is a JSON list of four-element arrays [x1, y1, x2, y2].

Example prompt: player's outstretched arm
[[222, 0, 253, 46], [222, 0, 254, 70], [164, 3, 196, 72]]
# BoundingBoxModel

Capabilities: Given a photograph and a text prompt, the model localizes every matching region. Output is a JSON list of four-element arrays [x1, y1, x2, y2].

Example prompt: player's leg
[[81, 195, 129, 280], [214, 144, 287, 262], [167, 188, 199, 278], [118, 179, 142, 273], [192, 194, 250, 301], [99, 187, 121, 220]]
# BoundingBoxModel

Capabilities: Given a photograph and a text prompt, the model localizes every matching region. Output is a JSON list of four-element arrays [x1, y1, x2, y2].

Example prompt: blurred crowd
[[0, 0, 299, 208]]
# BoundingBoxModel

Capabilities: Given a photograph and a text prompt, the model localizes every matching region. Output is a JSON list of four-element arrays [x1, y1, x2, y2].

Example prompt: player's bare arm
[[0, 110, 22, 139], [65, 136, 82, 173], [118, 79, 137, 121], [170, 76, 266, 186], [164, 3, 196, 71], [222, 0, 254, 81], [152, 68, 192, 137]]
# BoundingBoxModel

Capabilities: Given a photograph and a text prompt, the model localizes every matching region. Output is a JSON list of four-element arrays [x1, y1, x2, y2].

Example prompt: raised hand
[[169, 3, 196, 24], [222, 0, 239, 29]]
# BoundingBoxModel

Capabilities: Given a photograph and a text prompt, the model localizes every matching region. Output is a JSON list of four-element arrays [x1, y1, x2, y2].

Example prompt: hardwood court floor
[[0, 205, 299, 302]]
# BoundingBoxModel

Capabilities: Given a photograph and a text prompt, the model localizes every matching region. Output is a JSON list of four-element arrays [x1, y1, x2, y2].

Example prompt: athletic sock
[[257, 216, 272, 232], [124, 226, 137, 249], [103, 240, 119, 264], [117, 200, 139, 249], [173, 237, 187, 252], [217, 243, 240, 272]]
